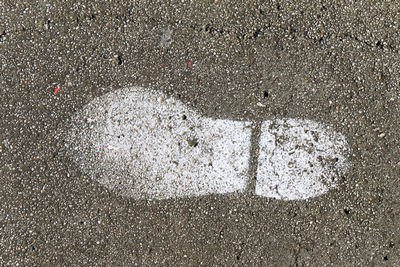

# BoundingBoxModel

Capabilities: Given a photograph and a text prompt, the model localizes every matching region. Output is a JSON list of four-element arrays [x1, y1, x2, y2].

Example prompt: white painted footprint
[[65, 86, 350, 200]]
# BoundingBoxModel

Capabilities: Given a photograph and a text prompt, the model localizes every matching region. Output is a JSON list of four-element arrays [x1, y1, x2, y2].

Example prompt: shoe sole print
[[65, 86, 350, 200]]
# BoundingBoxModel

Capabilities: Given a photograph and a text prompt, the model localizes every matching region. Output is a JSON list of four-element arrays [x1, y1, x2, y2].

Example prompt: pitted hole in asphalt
[[344, 208, 350, 215]]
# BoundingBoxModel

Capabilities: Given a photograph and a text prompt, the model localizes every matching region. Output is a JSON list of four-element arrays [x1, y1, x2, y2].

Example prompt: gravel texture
[[1, 0, 400, 265]]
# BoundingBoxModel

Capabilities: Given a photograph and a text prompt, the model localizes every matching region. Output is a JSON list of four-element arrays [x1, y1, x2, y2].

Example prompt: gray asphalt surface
[[1, 1, 400, 265]]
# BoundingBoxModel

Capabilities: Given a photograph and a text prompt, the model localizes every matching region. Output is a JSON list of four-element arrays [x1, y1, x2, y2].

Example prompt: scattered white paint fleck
[[105, 144, 121, 151], [66, 86, 252, 200], [160, 27, 173, 49], [255, 118, 350, 200], [256, 102, 266, 107], [2, 139, 9, 148]]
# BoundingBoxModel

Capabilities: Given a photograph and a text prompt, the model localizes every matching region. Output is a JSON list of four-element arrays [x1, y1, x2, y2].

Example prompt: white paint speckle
[[255, 118, 350, 200], [160, 27, 173, 48], [66, 86, 252, 200]]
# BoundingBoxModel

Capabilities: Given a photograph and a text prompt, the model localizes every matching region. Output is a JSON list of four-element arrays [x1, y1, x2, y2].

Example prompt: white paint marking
[[66, 87, 252, 200], [105, 144, 121, 151], [255, 118, 350, 200], [66, 87, 351, 201], [160, 27, 173, 49]]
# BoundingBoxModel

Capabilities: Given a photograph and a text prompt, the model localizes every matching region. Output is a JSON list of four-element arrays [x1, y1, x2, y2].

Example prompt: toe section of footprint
[[66, 86, 252, 200], [256, 118, 351, 200]]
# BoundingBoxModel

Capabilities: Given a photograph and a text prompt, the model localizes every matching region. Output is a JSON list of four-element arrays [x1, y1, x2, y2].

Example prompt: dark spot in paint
[[187, 138, 199, 147]]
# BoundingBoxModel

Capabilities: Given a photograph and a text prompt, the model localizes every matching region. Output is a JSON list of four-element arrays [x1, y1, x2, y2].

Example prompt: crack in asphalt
[[0, 8, 397, 55]]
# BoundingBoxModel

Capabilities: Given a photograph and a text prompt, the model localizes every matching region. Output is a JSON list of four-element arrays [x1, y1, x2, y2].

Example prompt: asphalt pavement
[[1, 1, 400, 265]]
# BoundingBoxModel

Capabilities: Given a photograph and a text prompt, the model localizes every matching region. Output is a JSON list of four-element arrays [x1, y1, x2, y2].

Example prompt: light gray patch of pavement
[[1, 1, 400, 265]]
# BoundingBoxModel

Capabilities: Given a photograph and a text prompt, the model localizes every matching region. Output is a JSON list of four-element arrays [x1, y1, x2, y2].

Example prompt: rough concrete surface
[[1, 0, 400, 266]]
